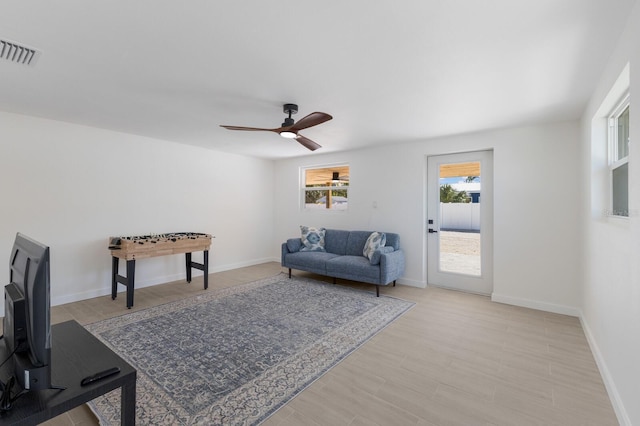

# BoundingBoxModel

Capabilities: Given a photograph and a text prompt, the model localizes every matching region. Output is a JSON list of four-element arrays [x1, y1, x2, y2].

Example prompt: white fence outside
[[440, 203, 480, 231]]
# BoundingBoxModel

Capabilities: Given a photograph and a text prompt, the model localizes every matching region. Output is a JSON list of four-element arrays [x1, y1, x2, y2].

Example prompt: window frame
[[608, 93, 630, 218], [300, 164, 350, 212]]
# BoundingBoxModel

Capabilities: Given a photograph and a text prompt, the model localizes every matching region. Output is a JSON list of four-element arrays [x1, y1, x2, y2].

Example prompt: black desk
[[0, 320, 136, 425]]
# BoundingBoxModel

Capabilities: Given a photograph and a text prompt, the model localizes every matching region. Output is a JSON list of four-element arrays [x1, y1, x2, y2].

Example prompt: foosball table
[[108, 232, 212, 308]]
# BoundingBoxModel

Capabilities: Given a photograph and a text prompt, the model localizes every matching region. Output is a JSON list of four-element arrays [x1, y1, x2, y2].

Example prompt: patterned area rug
[[86, 274, 414, 425]]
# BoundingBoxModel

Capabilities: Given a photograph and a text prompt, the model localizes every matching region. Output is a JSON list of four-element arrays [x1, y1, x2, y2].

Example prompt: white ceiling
[[0, 1, 635, 159]]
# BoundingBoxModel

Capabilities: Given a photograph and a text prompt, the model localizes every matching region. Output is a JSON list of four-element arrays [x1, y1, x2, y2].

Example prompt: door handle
[[428, 228, 438, 233]]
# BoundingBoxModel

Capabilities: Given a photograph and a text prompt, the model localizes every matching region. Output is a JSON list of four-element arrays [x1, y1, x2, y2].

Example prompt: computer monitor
[[3, 233, 52, 391]]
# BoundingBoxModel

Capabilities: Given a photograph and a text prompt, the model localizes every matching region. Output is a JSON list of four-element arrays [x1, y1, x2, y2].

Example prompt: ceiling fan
[[220, 103, 332, 151]]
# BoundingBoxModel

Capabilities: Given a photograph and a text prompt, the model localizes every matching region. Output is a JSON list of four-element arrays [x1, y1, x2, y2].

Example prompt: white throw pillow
[[363, 231, 386, 260]]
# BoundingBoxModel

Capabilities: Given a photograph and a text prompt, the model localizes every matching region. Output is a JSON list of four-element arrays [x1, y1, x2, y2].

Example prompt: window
[[302, 165, 349, 210], [609, 95, 630, 217]]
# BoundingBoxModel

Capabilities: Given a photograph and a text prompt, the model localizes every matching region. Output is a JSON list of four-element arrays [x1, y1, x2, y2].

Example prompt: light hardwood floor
[[37, 262, 616, 425]]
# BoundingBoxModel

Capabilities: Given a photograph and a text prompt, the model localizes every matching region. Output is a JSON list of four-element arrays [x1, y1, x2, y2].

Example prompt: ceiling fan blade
[[296, 134, 322, 151], [290, 112, 332, 132], [220, 125, 278, 132]]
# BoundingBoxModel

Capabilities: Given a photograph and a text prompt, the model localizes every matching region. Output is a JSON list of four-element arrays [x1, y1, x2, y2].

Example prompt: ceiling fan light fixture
[[280, 131, 297, 139]]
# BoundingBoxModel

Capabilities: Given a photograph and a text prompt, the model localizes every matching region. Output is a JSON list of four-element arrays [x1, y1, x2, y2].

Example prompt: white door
[[427, 151, 493, 294]]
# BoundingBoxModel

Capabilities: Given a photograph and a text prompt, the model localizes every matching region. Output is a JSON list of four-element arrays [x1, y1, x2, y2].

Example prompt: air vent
[[0, 39, 41, 66]]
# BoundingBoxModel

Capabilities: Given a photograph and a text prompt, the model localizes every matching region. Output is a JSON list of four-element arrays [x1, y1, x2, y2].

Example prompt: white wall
[[0, 111, 275, 315], [579, 1, 640, 424], [274, 121, 582, 314]]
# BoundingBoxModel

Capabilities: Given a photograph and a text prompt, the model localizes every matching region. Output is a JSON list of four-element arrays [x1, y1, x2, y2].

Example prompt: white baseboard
[[396, 277, 426, 288], [53, 287, 114, 307], [580, 313, 630, 426], [490, 292, 581, 317], [51, 271, 197, 307], [50, 257, 280, 308], [208, 257, 277, 273]]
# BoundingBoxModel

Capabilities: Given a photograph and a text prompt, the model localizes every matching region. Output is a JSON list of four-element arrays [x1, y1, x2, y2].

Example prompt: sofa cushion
[[300, 226, 326, 252], [285, 251, 340, 271], [363, 232, 386, 260], [326, 255, 380, 281], [324, 229, 350, 255], [385, 233, 400, 250], [345, 231, 374, 256], [370, 246, 394, 265]]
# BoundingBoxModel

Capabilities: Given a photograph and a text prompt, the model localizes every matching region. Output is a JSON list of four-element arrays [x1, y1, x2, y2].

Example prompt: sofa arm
[[281, 243, 289, 266], [286, 238, 302, 252], [380, 249, 405, 285], [281, 238, 302, 266]]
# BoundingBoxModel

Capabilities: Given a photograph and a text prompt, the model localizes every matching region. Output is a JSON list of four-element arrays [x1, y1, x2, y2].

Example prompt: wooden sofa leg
[[376, 285, 379, 297], [288, 268, 291, 278], [333, 277, 337, 284], [393, 280, 396, 287]]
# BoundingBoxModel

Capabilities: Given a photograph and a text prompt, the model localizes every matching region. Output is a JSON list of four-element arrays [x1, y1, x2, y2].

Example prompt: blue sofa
[[281, 229, 405, 296]]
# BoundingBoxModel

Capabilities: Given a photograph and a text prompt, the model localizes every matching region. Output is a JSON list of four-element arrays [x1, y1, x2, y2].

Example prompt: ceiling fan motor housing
[[283, 103, 298, 115], [282, 117, 295, 127]]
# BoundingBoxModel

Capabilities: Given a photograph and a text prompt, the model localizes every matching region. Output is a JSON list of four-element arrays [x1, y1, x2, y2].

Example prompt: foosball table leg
[[111, 256, 119, 300], [185, 250, 209, 290], [126, 259, 135, 309], [185, 252, 192, 283], [203, 250, 209, 290]]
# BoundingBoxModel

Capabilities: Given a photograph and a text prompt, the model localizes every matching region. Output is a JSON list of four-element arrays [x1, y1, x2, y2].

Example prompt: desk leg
[[112, 257, 119, 300], [203, 250, 209, 290], [121, 376, 136, 425], [126, 260, 135, 309], [185, 252, 192, 283]]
